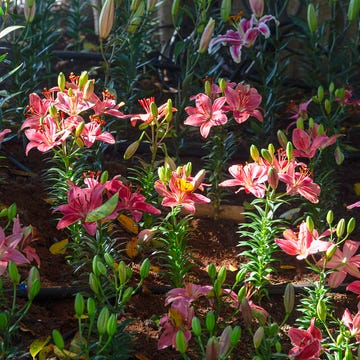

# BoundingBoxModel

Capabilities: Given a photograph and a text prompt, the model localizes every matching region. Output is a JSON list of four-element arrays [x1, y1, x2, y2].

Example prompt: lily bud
[[122, 287, 133, 303], [286, 141, 293, 160], [219, 326, 232, 357], [334, 145, 344, 165], [205, 311, 215, 333], [324, 99, 331, 115], [75, 293, 85, 317], [326, 210, 334, 225], [325, 244, 337, 261], [99, 0, 115, 39], [75, 121, 85, 138], [100, 170, 109, 183], [97, 306, 110, 335], [52, 329, 65, 350], [261, 148, 273, 164], [185, 162, 192, 176], [253, 326, 264, 349], [230, 326, 241, 346], [347, 217, 356, 235], [250, 0, 264, 18], [277, 130, 288, 149], [220, 0, 231, 22], [317, 300, 327, 322], [0, 313, 8, 332], [58, 72, 66, 92], [206, 336, 219, 360], [192, 317, 202, 336], [336, 218, 345, 238], [89, 273, 100, 294], [118, 261, 128, 284], [296, 117, 304, 129], [204, 80, 212, 97], [250, 144, 260, 162], [83, 79, 94, 100], [87, 297, 96, 316], [139, 258, 150, 279], [24, 0, 36, 23], [106, 314, 118, 337], [128, 1, 145, 33], [49, 104, 58, 118], [175, 330, 187, 354], [78, 71, 88, 89], [218, 78, 226, 93], [8, 261, 20, 285], [317, 85, 324, 102], [217, 266, 226, 285], [307, 3, 317, 33], [284, 283, 294, 314], [208, 263, 216, 281], [267, 167, 279, 190], [124, 140, 140, 160], [198, 18, 215, 54], [306, 216, 314, 232]]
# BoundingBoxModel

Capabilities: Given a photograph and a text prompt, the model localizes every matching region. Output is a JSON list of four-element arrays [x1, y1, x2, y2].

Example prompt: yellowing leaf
[[29, 336, 51, 359], [228, 264, 237, 272], [86, 192, 119, 223], [118, 214, 139, 234], [280, 265, 296, 270], [150, 265, 160, 273], [49, 239, 69, 255], [354, 183, 360, 196], [135, 353, 150, 360], [53, 346, 78, 359], [126, 239, 138, 258]]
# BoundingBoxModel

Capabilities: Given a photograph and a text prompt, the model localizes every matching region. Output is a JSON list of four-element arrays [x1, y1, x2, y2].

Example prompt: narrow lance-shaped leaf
[[85, 192, 119, 223]]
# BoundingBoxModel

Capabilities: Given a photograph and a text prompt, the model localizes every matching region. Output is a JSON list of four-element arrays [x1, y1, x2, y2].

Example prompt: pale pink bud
[[198, 18, 215, 54], [250, 0, 264, 18], [99, 0, 115, 39], [24, 1, 36, 23], [253, 326, 264, 348], [206, 336, 219, 360]]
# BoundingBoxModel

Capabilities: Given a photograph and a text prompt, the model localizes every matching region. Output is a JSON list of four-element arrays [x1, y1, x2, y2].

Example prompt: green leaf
[[30, 336, 50, 359], [85, 192, 119, 223], [0, 25, 24, 39]]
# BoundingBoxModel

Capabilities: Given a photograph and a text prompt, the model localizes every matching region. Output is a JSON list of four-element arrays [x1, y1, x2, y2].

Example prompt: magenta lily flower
[[275, 221, 330, 260], [81, 121, 115, 147], [0, 227, 30, 275], [54, 183, 106, 236], [158, 299, 194, 350], [219, 162, 268, 198], [287, 318, 322, 360], [154, 169, 211, 214], [223, 83, 263, 123], [184, 93, 228, 138], [278, 162, 320, 203], [325, 240, 360, 288], [347, 280, 360, 294], [105, 177, 161, 221], [347, 201, 360, 209], [0, 129, 11, 143], [21, 93, 52, 130], [165, 283, 212, 306]]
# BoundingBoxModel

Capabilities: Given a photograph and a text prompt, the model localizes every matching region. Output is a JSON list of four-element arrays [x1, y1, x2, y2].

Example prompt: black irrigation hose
[[5, 282, 352, 301]]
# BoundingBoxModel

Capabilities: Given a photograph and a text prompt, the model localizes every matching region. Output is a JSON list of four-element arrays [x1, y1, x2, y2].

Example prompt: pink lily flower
[[292, 127, 339, 159], [55, 89, 96, 116], [24, 115, 71, 155], [0, 227, 30, 275], [0, 129, 11, 143], [219, 162, 268, 198], [342, 308, 360, 341], [80, 121, 115, 147], [250, 0, 264, 18], [165, 283, 212, 306], [184, 93, 228, 138], [158, 299, 194, 350], [288, 99, 312, 121], [154, 169, 211, 214], [336, 89, 360, 106], [54, 182, 106, 236], [223, 83, 263, 123], [91, 90, 127, 119], [278, 162, 320, 203], [105, 177, 161, 221], [347, 280, 360, 294], [347, 201, 360, 209], [275, 221, 330, 260], [287, 318, 322, 360], [21, 93, 52, 130], [325, 240, 360, 288]]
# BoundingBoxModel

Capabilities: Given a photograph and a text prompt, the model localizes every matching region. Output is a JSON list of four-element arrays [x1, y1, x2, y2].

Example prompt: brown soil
[[0, 138, 359, 360]]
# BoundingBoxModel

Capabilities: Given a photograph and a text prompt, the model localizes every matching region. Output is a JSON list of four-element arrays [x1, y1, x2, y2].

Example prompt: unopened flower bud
[[97, 306, 110, 335], [78, 71, 88, 89], [220, 0, 231, 22], [83, 79, 94, 100], [198, 18, 215, 54], [140, 258, 150, 279], [286, 142, 293, 160], [277, 130, 288, 149], [219, 326, 232, 357], [208, 263, 216, 280], [345, 348, 354, 360], [268, 143, 275, 157], [324, 99, 331, 115], [28, 279, 41, 301], [27, 266, 40, 292], [267, 167, 279, 190], [100, 170, 108, 183], [49, 104, 58, 118], [219, 78, 226, 93], [347, 217, 356, 235], [150, 101, 158, 118], [317, 85, 324, 102], [250, 144, 260, 162], [336, 334, 343, 346], [250, 0, 264, 18], [205, 311, 215, 333], [58, 72, 66, 92], [253, 326, 264, 348], [164, 156, 176, 171], [335, 87, 345, 102], [206, 336, 219, 360], [176, 330, 188, 353], [325, 244, 337, 261], [164, 98, 174, 122], [348, 0, 359, 21], [334, 145, 344, 165], [8, 261, 20, 285], [104, 252, 114, 268], [230, 326, 241, 346], [106, 313, 118, 337], [89, 273, 100, 294], [240, 297, 252, 325], [24, 0, 36, 23], [296, 117, 304, 130], [122, 287, 133, 303], [0, 313, 8, 331], [284, 283, 294, 314], [306, 216, 314, 232], [317, 300, 327, 322], [326, 210, 334, 225], [261, 148, 273, 164], [217, 266, 226, 285], [237, 285, 247, 304], [99, 0, 115, 39], [75, 121, 85, 138], [192, 316, 202, 336], [118, 261, 128, 284], [124, 140, 140, 160], [128, 1, 145, 33], [336, 218, 345, 238], [307, 3, 318, 33], [185, 162, 192, 176], [87, 297, 96, 316], [75, 293, 85, 317], [52, 329, 65, 350]]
